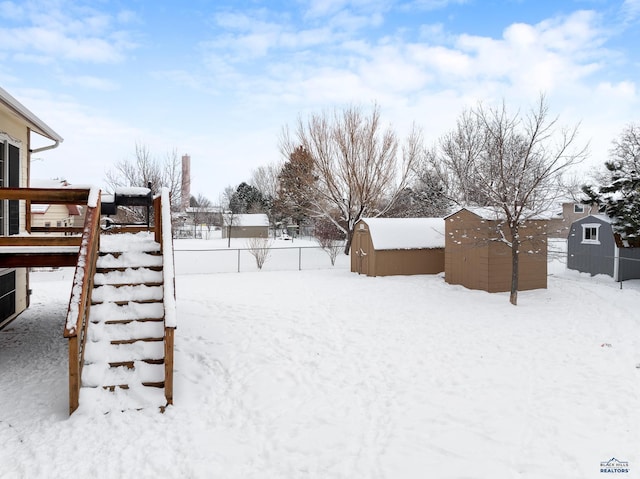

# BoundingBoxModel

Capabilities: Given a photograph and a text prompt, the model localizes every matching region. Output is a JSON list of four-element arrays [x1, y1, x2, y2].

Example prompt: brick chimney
[[181, 154, 191, 211]]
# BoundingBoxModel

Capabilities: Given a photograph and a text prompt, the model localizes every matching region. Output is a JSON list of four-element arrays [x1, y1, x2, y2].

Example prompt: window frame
[[0, 134, 21, 236], [581, 223, 601, 244], [574, 204, 585, 214]]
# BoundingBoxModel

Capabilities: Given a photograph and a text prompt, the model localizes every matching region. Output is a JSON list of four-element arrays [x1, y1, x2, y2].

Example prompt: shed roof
[[445, 207, 551, 221], [572, 214, 612, 225], [225, 213, 269, 227], [0, 86, 63, 142], [360, 217, 445, 250]]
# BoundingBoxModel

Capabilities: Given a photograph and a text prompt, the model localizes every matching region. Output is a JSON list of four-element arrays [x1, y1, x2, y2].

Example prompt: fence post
[[299, 247, 302, 271], [238, 249, 241, 273]]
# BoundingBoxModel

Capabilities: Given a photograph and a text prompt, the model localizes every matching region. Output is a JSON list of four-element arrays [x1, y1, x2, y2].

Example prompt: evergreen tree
[[229, 182, 267, 214], [582, 123, 640, 241], [275, 146, 317, 227]]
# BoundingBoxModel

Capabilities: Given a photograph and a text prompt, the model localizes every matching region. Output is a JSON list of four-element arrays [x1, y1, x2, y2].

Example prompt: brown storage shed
[[222, 213, 269, 239], [444, 208, 548, 292], [351, 218, 445, 277]]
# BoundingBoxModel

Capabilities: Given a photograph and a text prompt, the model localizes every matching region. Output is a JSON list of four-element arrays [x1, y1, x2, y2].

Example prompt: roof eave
[[0, 86, 64, 143]]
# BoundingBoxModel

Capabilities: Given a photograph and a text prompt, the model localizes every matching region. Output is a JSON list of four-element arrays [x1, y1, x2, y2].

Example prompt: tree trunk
[[510, 234, 519, 306], [344, 228, 354, 255]]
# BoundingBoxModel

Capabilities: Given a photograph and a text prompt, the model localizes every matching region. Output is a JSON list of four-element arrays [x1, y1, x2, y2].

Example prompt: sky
[[1, 0, 639, 202]]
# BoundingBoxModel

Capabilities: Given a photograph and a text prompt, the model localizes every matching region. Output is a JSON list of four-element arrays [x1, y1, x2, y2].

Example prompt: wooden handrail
[[0, 187, 91, 203], [64, 191, 102, 414], [0, 236, 81, 247], [157, 189, 176, 407]]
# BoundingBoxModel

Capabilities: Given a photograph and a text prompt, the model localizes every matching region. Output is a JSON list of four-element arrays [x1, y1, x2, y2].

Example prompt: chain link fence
[[174, 245, 349, 275]]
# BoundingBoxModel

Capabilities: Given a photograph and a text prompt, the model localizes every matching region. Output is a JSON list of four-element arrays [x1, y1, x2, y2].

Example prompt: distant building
[[222, 213, 269, 239], [30, 179, 85, 234], [548, 200, 599, 238]]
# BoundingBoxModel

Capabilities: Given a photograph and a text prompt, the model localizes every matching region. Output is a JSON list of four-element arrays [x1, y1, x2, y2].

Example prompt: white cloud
[[0, 0, 138, 64], [622, 0, 640, 22], [57, 75, 119, 91]]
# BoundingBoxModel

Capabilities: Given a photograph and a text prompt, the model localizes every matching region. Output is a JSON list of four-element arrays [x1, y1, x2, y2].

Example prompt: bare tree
[[280, 104, 419, 254], [250, 162, 282, 201], [190, 193, 218, 239], [251, 162, 284, 237], [246, 237, 272, 270], [431, 95, 587, 305], [219, 185, 237, 248], [314, 217, 345, 266], [105, 142, 183, 224]]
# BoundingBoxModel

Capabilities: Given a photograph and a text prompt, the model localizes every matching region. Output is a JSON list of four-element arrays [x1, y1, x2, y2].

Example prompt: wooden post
[[154, 195, 163, 246], [164, 327, 175, 405], [68, 336, 80, 414]]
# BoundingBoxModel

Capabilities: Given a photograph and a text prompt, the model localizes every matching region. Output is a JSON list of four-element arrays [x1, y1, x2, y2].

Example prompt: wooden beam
[[0, 187, 90, 203], [0, 253, 78, 268], [0, 236, 82, 247], [31, 226, 84, 234]]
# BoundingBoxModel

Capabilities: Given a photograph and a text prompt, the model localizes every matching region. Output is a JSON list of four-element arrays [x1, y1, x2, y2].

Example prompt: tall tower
[[181, 154, 191, 211]]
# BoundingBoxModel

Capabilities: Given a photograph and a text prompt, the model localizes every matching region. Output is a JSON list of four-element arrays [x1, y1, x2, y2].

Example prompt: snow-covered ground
[[1, 239, 639, 478]]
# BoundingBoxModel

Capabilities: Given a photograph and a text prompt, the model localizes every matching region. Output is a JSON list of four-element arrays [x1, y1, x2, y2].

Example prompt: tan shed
[[351, 218, 445, 277], [444, 208, 548, 293], [222, 213, 269, 239]]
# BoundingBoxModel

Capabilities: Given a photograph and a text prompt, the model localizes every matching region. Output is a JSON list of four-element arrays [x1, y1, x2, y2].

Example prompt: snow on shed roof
[[225, 213, 269, 227], [360, 217, 445, 250], [446, 207, 552, 221]]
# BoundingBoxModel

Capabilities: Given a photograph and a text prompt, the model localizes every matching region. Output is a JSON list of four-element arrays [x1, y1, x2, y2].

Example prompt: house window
[[574, 204, 585, 214], [0, 270, 16, 323], [0, 136, 20, 236], [581, 223, 601, 244]]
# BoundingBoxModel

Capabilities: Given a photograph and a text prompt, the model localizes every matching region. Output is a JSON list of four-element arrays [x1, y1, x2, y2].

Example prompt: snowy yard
[[1, 240, 639, 478]]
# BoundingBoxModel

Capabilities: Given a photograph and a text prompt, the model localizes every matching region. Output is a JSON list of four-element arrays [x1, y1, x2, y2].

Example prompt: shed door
[[353, 228, 370, 275]]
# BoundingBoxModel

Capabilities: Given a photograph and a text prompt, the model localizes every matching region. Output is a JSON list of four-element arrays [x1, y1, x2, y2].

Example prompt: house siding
[[1, 102, 31, 327], [31, 204, 82, 234]]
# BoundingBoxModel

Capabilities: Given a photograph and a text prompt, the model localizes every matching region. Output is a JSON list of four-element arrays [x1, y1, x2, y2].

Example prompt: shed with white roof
[[351, 217, 445, 277], [222, 213, 269, 239]]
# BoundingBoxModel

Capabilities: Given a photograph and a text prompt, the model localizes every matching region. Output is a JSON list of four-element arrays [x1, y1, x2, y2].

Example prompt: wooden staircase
[[79, 232, 171, 411]]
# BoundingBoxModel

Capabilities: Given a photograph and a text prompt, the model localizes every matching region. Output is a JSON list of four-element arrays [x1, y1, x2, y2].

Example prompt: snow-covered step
[[100, 232, 160, 253], [90, 301, 164, 323], [83, 339, 165, 364], [94, 267, 164, 286], [97, 251, 163, 270], [82, 361, 165, 388], [78, 383, 167, 413], [92, 284, 164, 304], [87, 320, 165, 342]]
